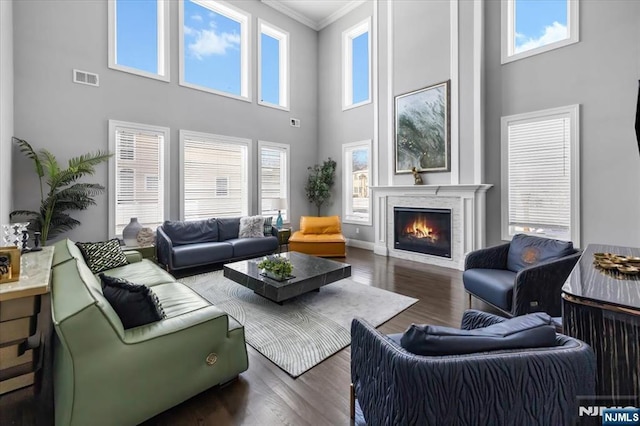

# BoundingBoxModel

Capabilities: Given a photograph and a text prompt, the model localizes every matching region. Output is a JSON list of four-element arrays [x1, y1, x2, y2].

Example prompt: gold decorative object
[[205, 353, 218, 366], [0, 246, 21, 284], [593, 253, 640, 277]]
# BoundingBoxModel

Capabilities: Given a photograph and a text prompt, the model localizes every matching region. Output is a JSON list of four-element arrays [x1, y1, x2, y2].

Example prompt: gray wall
[[12, 0, 318, 243], [318, 1, 375, 243], [484, 0, 640, 247], [0, 0, 13, 224]]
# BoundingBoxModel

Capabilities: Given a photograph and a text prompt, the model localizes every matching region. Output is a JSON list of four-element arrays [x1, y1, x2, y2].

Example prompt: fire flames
[[403, 217, 439, 242]]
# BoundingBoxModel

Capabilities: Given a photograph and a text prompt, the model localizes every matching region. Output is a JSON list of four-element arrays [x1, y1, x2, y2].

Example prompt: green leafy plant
[[10, 137, 112, 244], [258, 255, 293, 279], [305, 157, 337, 216]]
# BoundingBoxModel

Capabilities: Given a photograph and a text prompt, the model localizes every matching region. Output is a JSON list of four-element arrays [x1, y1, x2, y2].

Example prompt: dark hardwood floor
[[0, 247, 494, 426]]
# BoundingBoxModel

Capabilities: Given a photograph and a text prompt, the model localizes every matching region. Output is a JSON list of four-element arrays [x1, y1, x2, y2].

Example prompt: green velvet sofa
[[50, 239, 249, 426]]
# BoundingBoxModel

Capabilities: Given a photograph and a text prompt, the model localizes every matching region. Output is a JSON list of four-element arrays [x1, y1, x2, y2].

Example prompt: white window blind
[[182, 132, 249, 220], [113, 126, 166, 235], [343, 140, 371, 224], [259, 143, 289, 221], [502, 105, 580, 244]]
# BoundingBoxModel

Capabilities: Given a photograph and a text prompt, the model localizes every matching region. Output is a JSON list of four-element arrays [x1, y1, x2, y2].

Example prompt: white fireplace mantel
[[370, 184, 493, 270]]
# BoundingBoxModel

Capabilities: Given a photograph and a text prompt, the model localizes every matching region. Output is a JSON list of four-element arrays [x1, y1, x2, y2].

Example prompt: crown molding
[[261, 0, 367, 31]]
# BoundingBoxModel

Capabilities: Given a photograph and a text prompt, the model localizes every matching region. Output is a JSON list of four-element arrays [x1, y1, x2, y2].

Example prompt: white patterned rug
[[180, 271, 418, 377]]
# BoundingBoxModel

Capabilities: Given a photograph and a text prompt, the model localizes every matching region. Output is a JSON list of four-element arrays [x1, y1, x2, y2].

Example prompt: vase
[[264, 270, 287, 281], [122, 218, 143, 247]]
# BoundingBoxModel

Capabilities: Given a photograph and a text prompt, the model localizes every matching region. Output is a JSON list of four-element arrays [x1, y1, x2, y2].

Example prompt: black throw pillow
[[400, 312, 556, 356], [76, 239, 129, 274], [99, 274, 166, 329]]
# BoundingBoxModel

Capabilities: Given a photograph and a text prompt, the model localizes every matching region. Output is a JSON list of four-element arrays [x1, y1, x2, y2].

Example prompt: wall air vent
[[73, 69, 99, 87]]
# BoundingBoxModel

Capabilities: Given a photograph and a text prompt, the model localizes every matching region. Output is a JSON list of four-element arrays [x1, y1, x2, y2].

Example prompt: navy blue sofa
[[463, 234, 580, 317], [156, 217, 278, 272], [351, 310, 596, 426]]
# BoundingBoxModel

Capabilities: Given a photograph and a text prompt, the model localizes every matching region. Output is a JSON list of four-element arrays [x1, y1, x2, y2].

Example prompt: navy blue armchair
[[350, 310, 596, 426], [463, 234, 580, 317]]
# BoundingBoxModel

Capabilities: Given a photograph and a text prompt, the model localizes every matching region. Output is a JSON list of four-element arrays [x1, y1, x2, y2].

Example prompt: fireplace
[[394, 207, 452, 258]]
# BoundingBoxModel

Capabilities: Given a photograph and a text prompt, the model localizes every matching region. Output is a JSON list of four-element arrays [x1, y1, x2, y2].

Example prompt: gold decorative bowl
[[617, 265, 639, 275]]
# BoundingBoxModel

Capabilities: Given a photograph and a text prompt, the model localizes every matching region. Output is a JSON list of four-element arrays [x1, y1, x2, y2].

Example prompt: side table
[[276, 228, 291, 253], [123, 245, 156, 262], [0, 246, 54, 395]]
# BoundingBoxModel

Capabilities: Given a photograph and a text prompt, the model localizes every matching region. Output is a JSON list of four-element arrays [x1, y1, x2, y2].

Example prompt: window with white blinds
[[343, 140, 371, 225], [180, 131, 250, 220], [258, 141, 290, 221], [108, 120, 169, 237], [501, 105, 580, 245]]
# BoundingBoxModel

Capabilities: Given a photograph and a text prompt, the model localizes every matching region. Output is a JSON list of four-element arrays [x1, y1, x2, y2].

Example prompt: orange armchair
[[289, 216, 346, 257]]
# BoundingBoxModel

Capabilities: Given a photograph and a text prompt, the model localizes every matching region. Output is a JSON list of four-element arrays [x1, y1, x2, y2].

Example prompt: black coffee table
[[223, 252, 351, 303]]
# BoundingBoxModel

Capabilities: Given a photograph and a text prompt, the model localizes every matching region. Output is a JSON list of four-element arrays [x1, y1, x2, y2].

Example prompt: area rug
[[180, 271, 417, 377]]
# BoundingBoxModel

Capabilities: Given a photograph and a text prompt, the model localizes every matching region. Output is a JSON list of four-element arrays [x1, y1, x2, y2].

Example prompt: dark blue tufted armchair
[[350, 310, 596, 426]]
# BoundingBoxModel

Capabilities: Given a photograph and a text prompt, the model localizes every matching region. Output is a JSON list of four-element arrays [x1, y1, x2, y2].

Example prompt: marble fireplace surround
[[371, 185, 493, 270]]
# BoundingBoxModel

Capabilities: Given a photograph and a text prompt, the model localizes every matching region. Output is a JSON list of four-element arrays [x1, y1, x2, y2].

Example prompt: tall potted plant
[[10, 137, 112, 243], [305, 157, 337, 216]]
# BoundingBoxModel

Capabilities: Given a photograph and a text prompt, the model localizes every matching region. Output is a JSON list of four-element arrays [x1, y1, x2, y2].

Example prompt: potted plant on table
[[258, 255, 293, 281]]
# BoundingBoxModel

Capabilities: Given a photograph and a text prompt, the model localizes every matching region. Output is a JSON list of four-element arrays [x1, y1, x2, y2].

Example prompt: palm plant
[[10, 137, 112, 243]]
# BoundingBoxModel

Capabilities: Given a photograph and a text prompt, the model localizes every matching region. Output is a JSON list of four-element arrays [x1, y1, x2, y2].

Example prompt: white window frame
[[108, 0, 170, 82], [342, 17, 372, 111], [258, 19, 290, 111], [179, 129, 252, 220], [501, 0, 579, 64], [257, 140, 290, 221], [179, 0, 251, 102], [342, 139, 372, 225], [108, 120, 170, 238], [500, 104, 580, 246]]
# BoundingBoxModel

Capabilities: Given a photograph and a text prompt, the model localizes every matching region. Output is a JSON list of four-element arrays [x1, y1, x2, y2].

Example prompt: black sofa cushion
[[76, 239, 129, 274], [462, 269, 516, 312], [227, 237, 278, 258], [399, 312, 556, 356], [172, 242, 233, 268], [218, 218, 241, 241], [507, 234, 574, 272], [162, 219, 218, 246], [99, 274, 166, 329]]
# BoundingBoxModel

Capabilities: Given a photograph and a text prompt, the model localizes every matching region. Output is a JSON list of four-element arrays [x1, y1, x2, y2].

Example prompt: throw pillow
[[76, 239, 129, 274], [506, 234, 574, 272], [263, 216, 273, 236], [99, 274, 166, 329], [399, 312, 556, 356], [239, 216, 266, 238]]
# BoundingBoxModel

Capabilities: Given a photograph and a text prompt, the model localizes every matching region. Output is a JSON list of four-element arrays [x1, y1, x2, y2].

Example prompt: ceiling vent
[[73, 69, 99, 87]]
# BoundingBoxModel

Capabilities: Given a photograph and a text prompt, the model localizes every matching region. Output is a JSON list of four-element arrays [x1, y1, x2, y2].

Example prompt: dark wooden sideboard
[[562, 244, 640, 398]]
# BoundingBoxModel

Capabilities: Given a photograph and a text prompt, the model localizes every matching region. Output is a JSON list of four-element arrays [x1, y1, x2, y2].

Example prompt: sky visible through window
[[352, 32, 369, 104], [514, 0, 568, 54], [116, 0, 158, 74], [261, 33, 280, 105], [183, 1, 241, 95]]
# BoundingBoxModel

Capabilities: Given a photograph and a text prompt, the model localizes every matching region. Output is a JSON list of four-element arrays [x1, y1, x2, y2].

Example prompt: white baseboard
[[346, 239, 375, 251]]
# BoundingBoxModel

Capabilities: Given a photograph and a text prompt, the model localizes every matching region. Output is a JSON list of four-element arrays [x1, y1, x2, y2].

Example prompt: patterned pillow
[[263, 216, 273, 236], [239, 216, 265, 238], [76, 239, 129, 274], [99, 274, 166, 329]]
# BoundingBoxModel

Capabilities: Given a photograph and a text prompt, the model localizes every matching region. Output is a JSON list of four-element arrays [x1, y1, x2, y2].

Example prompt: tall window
[[259, 20, 289, 110], [343, 140, 371, 225], [180, 130, 250, 220], [108, 0, 170, 81], [502, 0, 579, 64], [180, 0, 250, 100], [258, 141, 290, 222], [343, 17, 371, 110], [501, 105, 580, 245], [108, 120, 169, 236]]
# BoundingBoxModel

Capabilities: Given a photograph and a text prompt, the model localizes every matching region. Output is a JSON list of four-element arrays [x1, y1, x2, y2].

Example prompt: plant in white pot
[[258, 255, 293, 281]]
